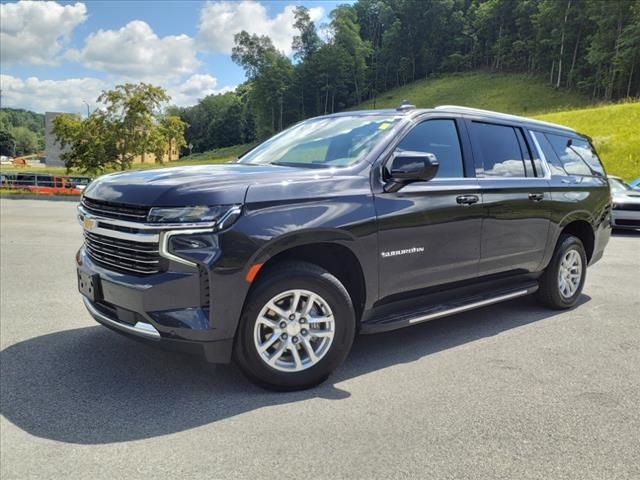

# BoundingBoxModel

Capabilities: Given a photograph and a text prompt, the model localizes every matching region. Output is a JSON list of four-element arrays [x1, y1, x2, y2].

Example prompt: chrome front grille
[[80, 197, 160, 275], [84, 231, 161, 274], [81, 197, 150, 221]]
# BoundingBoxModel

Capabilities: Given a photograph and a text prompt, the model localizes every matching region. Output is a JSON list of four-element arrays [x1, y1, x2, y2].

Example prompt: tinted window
[[531, 131, 565, 176], [546, 133, 605, 176], [470, 122, 526, 177], [396, 119, 464, 178]]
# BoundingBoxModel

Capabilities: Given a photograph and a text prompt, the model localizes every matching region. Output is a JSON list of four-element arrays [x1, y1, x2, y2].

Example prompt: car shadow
[[1, 295, 590, 445]]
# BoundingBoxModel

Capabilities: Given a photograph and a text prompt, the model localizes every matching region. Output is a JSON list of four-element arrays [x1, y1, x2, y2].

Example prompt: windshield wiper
[[270, 161, 329, 169]]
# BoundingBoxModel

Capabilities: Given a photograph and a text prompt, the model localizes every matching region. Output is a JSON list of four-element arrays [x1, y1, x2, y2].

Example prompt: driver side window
[[397, 119, 464, 178]]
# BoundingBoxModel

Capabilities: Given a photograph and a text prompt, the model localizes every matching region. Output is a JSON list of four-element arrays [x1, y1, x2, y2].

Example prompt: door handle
[[528, 193, 544, 202], [456, 194, 479, 206]]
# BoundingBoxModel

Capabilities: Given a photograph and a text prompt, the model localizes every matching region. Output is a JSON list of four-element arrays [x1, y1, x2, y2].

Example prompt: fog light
[[149, 308, 209, 329]]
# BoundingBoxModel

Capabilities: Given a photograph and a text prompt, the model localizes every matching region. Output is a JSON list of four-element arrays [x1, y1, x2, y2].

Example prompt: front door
[[375, 118, 483, 300]]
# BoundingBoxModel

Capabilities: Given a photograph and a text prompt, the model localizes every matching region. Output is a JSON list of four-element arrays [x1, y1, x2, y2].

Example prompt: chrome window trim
[[528, 131, 553, 180]]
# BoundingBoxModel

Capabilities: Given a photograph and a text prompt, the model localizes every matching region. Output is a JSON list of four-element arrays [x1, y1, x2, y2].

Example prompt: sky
[[0, 0, 348, 114]]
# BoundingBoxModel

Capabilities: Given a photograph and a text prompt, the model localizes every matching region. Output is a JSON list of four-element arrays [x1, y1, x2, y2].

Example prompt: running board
[[360, 282, 539, 334]]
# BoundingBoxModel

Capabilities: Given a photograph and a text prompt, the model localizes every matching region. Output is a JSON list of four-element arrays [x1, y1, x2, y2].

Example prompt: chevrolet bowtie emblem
[[83, 217, 96, 230]]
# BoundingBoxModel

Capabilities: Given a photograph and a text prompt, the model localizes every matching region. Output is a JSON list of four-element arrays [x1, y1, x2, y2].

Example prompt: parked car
[[76, 104, 611, 390], [609, 176, 640, 230]]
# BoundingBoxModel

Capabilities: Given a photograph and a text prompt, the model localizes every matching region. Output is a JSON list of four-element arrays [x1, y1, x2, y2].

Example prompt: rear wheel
[[234, 261, 356, 390], [537, 234, 587, 309]]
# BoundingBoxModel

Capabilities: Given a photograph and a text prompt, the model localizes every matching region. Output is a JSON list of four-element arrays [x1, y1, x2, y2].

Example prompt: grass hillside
[[535, 102, 640, 180], [353, 72, 591, 115], [0, 143, 254, 176]]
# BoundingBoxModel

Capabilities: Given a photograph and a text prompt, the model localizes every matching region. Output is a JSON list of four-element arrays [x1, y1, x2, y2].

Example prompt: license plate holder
[[78, 271, 102, 302]]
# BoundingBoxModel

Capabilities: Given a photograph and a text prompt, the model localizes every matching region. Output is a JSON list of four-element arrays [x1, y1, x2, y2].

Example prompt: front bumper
[[611, 209, 640, 230], [77, 247, 234, 363]]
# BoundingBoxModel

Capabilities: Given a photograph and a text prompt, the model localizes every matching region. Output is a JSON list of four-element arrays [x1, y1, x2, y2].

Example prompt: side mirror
[[384, 151, 439, 193]]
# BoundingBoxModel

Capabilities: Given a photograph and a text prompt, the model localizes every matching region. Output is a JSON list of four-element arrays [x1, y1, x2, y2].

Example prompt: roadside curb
[[0, 194, 80, 202]]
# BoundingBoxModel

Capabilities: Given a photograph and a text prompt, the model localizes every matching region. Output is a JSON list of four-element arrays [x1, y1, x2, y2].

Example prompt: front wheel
[[234, 261, 356, 390], [537, 234, 587, 309]]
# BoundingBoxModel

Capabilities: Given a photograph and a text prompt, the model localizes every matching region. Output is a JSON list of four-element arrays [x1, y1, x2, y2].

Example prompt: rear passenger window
[[396, 119, 464, 178], [469, 122, 527, 177], [546, 133, 605, 176]]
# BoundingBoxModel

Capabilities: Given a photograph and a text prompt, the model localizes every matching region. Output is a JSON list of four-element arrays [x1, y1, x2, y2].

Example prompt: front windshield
[[238, 115, 401, 168], [609, 178, 632, 194]]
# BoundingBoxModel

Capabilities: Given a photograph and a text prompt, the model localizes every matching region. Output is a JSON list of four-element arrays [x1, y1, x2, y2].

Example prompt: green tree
[[97, 83, 171, 168], [232, 32, 294, 137], [12, 126, 40, 156], [0, 129, 16, 157], [52, 113, 117, 175], [53, 83, 185, 173], [292, 6, 321, 61]]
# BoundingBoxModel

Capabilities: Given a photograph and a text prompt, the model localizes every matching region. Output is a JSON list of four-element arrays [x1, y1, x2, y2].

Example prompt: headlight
[[167, 232, 220, 265], [148, 205, 241, 226]]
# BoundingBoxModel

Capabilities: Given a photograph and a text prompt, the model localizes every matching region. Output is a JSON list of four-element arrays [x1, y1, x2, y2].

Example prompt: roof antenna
[[397, 100, 415, 112]]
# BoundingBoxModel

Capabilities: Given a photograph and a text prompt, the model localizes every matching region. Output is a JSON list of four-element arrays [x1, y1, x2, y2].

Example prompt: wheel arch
[[249, 241, 368, 324], [559, 218, 595, 262]]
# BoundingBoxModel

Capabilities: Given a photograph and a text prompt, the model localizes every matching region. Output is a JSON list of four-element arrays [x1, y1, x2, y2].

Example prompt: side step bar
[[361, 282, 539, 334]]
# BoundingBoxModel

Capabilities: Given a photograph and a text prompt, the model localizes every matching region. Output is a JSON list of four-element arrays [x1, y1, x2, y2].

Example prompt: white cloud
[[69, 20, 199, 80], [0, 1, 87, 65], [0, 74, 235, 113], [167, 74, 235, 106], [0, 74, 107, 113], [197, 1, 324, 55]]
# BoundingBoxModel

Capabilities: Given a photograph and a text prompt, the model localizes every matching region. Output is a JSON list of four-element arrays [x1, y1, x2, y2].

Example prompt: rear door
[[375, 116, 483, 299], [466, 120, 552, 276]]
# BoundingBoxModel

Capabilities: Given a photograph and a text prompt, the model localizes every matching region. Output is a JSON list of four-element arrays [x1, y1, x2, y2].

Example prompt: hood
[[82, 164, 317, 206], [612, 191, 640, 203]]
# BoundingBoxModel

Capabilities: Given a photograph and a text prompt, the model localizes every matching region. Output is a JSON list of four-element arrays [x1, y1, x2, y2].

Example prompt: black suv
[[76, 105, 611, 390]]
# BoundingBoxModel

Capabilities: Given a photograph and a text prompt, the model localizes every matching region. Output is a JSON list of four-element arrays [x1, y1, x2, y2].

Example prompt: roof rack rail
[[434, 105, 576, 133]]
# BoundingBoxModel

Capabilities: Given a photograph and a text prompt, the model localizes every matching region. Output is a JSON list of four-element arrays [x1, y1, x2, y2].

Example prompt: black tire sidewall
[[235, 264, 355, 390]]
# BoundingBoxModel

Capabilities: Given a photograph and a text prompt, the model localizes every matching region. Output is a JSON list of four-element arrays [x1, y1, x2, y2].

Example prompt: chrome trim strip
[[83, 233, 159, 253], [83, 296, 161, 340], [408, 289, 533, 325], [85, 222, 160, 243], [85, 251, 160, 274], [85, 244, 160, 264]]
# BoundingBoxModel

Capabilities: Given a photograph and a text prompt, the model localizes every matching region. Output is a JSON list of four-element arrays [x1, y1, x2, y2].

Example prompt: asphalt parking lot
[[1, 198, 639, 479]]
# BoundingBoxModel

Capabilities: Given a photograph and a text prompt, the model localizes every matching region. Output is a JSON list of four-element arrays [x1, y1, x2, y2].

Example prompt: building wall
[[44, 112, 69, 167], [131, 140, 180, 164]]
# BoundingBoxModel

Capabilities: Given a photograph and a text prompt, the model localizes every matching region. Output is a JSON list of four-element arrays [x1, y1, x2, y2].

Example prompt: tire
[[234, 261, 356, 391], [537, 234, 587, 309]]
